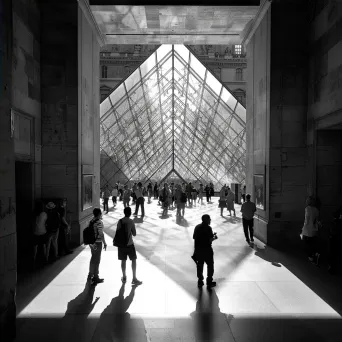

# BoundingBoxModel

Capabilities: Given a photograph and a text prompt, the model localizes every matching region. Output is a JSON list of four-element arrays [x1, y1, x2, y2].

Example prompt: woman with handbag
[[301, 196, 321, 266]]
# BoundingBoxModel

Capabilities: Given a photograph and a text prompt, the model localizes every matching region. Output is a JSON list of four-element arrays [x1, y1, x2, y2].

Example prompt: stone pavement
[[15, 197, 342, 341]]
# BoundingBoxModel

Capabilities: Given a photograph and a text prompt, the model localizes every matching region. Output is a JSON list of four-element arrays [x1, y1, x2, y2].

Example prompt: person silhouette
[[190, 289, 232, 341], [91, 283, 146, 342]]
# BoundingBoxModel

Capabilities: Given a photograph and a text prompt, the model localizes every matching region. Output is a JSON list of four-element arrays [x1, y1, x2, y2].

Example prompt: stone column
[[40, 0, 103, 246], [245, 0, 309, 248], [0, 0, 17, 340]]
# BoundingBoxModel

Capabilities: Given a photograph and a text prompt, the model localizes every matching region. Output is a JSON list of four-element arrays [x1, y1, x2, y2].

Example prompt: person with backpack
[[86, 207, 107, 285], [114, 207, 142, 286], [45, 201, 61, 263]]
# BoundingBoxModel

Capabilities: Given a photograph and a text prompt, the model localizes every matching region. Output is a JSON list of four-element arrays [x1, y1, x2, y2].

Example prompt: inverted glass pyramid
[[100, 44, 246, 189]]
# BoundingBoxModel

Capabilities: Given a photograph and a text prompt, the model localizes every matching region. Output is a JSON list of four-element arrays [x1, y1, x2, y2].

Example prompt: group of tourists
[[33, 199, 73, 268], [100, 180, 216, 218]]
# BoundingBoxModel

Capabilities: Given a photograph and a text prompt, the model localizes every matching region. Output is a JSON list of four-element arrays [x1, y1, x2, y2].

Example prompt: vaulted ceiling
[[100, 44, 246, 189]]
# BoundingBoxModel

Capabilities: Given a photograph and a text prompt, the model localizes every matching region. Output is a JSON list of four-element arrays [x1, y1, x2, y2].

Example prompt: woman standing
[[301, 196, 321, 266], [162, 183, 171, 216], [226, 187, 236, 216], [198, 183, 204, 205], [219, 185, 227, 216]]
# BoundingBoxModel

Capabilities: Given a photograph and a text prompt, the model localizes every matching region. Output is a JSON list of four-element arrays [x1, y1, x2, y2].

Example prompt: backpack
[[46, 210, 61, 233], [181, 192, 187, 203], [113, 219, 129, 248], [83, 219, 99, 245]]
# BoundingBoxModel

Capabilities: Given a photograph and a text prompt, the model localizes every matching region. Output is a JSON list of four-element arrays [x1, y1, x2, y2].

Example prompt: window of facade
[[236, 68, 243, 81], [234, 44, 242, 56], [101, 65, 108, 78]]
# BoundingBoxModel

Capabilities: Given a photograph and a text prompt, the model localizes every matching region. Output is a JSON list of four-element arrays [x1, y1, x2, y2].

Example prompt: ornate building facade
[[100, 44, 247, 106]]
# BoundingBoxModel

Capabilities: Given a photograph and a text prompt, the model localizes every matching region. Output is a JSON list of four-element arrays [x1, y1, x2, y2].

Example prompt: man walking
[[193, 214, 217, 288], [87, 207, 107, 285], [240, 194, 256, 244], [117, 207, 142, 285], [134, 182, 145, 217]]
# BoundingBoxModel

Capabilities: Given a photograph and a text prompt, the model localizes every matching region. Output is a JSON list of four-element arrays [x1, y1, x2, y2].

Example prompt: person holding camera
[[192, 214, 217, 288]]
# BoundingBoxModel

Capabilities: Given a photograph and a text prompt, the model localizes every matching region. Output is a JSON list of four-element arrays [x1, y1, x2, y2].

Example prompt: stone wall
[[246, 0, 309, 247], [246, 6, 270, 243], [12, 0, 41, 199], [307, 1, 342, 224], [0, 0, 17, 340], [78, 3, 101, 237]]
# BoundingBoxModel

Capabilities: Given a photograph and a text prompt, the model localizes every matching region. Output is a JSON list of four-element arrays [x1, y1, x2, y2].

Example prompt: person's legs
[[248, 220, 254, 241], [121, 260, 127, 278], [220, 207, 223, 216], [92, 243, 103, 280], [135, 199, 140, 215], [242, 219, 250, 243], [205, 252, 214, 285], [196, 259, 204, 284], [45, 233, 53, 262], [141, 198, 145, 216], [132, 259, 137, 279], [52, 230, 59, 259]]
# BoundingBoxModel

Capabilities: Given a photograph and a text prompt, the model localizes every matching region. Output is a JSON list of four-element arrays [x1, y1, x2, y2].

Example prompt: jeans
[[58, 226, 70, 254], [135, 197, 145, 216], [46, 230, 59, 261], [103, 198, 109, 212], [195, 248, 214, 284], [89, 242, 102, 277], [242, 218, 254, 241]]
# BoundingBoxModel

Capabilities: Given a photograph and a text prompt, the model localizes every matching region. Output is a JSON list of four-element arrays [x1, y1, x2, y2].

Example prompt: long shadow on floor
[[254, 242, 342, 316], [90, 283, 146, 342], [16, 247, 85, 314], [191, 288, 234, 341]]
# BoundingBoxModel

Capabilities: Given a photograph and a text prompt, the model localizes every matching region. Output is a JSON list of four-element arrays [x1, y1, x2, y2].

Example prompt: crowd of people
[[101, 181, 217, 219]]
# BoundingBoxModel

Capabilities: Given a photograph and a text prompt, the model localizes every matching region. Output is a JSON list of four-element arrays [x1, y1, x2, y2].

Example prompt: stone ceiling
[[91, 5, 259, 45]]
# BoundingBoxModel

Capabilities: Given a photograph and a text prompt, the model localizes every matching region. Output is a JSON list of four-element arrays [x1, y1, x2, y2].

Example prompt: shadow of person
[[91, 283, 146, 342], [176, 216, 189, 227], [254, 245, 282, 267], [133, 217, 143, 224], [190, 288, 233, 341], [58, 282, 100, 340]]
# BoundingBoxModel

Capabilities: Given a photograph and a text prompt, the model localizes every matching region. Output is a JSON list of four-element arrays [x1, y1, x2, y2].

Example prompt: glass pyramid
[[100, 44, 246, 190]]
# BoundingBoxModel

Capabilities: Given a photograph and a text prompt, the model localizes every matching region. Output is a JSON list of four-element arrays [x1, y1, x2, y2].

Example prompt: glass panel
[[221, 87, 237, 110], [157, 44, 172, 62], [235, 102, 246, 122], [206, 71, 222, 96], [174, 44, 189, 63], [100, 44, 246, 190], [140, 52, 157, 78], [190, 53, 206, 79]]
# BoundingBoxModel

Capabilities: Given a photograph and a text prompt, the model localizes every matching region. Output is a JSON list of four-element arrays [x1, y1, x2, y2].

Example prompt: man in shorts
[[117, 207, 143, 285]]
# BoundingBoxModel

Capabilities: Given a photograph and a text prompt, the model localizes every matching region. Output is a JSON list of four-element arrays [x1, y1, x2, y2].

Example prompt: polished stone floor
[[15, 197, 342, 341]]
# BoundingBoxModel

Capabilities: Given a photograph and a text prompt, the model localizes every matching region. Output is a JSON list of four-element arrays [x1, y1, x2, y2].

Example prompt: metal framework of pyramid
[[100, 44, 246, 189]]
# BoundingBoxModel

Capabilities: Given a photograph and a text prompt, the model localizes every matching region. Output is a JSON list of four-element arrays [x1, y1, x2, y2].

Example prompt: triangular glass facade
[[100, 44, 246, 189]]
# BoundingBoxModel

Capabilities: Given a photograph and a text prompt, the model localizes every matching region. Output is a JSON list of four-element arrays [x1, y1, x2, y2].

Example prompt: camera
[[213, 232, 218, 240]]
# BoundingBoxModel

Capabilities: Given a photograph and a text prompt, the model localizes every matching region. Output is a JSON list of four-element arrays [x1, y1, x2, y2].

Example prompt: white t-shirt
[[35, 212, 47, 235]]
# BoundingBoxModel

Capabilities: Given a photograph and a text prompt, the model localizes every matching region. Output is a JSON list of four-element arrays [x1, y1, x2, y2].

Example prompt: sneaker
[[92, 277, 104, 285], [121, 276, 127, 283], [132, 278, 143, 286], [206, 281, 217, 288], [197, 280, 204, 287]]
